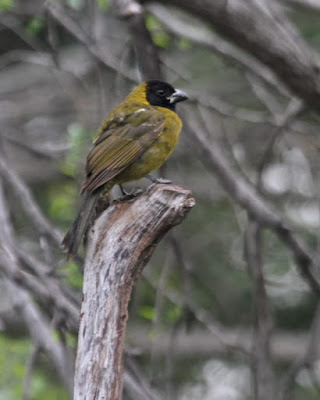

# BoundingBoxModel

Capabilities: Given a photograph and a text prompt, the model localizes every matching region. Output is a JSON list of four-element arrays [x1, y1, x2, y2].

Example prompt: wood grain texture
[[73, 184, 195, 400]]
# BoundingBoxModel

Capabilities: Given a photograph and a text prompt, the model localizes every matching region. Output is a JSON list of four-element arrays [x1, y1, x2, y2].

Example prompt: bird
[[62, 80, 189, 259]]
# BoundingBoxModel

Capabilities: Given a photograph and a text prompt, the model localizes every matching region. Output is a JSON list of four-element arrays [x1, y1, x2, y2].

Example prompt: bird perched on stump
[[62, 80, 189, 259]]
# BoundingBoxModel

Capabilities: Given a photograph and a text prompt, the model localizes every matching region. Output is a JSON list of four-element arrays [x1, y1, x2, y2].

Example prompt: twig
[[245, 220, 274, 400], [281, 0, 320, 13], [189, 90, 271, 124], [281, 302, 320, 400], [0, 260, 78, 327], [22, 345, 40, 400], [0, 154, 63, 246], [156, 0, 320, 111], [0, 14, 46, 53], [0, 174, 80, 332], [0, 179, 74, 396], [45, 0, 137, 82], [18, 250, 80, 332], [170, 234, 192, 294], [127, 13, 162, 79], [128, 325, 312, 361], [147, 3, 290, 96], [124, 354, 162, 400], [5, 277, 74, 397], [142, 270, 251, 358], [246, 73, 285, 118], [184, 115, 320, 295], [256, 97, 305, 190], [149, 245, 173, 381]]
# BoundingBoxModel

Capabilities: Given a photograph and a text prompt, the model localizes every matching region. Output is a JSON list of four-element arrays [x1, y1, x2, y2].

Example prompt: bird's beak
[[169, 89, 189, 104]]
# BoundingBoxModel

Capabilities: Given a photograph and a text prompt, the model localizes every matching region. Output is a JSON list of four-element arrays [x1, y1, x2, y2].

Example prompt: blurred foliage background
[[2, 0, 320, 399]]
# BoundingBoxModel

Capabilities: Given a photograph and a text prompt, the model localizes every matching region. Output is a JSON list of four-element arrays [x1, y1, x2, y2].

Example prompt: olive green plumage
[[62, 80, 188, 258]]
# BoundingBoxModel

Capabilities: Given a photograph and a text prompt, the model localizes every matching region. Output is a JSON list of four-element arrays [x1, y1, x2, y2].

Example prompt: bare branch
[[281, 0, 320, 12], [128, 13, 162, 80], [45, 0, 137, 82], [5, 277, 74, 397], [0, 170, 79, 331], [143, 270, 251, 358], [245, 221, 274, 400], [74, 184, 194, 400], [189, 90, 271, 124], [147, 3, 290, 96], [128, 325, 310, 362], [0, 154, 63, 246], [281, 303, 320, 400], [124, 355, 162, 400], [23, 345, 40, 400], [184, 116, 320, 294], [256, 98, 305, 188], [0, 180, 74, 396], [156, 0, 320, 110]]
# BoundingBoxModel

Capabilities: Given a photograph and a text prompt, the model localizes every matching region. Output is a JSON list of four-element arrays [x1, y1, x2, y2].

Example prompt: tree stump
[[73, 184, 195, 400]]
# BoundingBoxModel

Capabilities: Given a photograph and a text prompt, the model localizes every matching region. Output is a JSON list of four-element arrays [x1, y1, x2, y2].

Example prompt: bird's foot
[[146, 175, 173, 193], [118, 185, 143, 201], [146, 174, 172, 184]]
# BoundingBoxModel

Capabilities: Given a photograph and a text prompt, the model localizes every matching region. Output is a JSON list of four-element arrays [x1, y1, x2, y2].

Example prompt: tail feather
[[62, 192, 99, 259]]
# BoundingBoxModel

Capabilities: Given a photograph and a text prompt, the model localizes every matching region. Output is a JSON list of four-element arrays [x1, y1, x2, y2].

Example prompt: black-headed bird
[[62, 80, 188, 258]]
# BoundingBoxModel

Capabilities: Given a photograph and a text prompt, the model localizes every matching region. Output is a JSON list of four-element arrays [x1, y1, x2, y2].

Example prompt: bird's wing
[[82, 108, 165, 193]]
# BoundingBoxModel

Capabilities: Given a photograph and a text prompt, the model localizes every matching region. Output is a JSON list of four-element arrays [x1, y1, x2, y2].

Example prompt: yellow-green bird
[[62, 80, 188, 258]]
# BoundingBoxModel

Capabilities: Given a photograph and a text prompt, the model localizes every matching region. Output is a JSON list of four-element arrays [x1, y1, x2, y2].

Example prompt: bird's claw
[[118, 187, 143, 201], [146, 175, 172, 184]]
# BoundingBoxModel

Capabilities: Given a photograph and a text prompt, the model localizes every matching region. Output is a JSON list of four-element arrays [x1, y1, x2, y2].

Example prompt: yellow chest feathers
[[115, 108, 182, 183]]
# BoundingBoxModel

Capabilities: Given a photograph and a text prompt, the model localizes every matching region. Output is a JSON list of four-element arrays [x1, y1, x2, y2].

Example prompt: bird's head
[[125, 80, 189, 111], [145, 80, 189, 110]]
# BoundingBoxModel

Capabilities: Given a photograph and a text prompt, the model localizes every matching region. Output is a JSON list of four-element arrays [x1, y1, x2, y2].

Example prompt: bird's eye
[[156, 89, 165, 96]]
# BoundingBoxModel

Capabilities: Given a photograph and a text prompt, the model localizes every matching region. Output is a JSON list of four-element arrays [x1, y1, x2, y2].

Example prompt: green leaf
[[165, 304, 182, 323], [139, 305, 155, 321], [96, 0, 110, 11], [48, 182, 77, 222], [152, 31, 171, 49], [61, 122, 92, 178], [145, 15, 159, 31], [26, 16, 44, 37], [65, 332, 78, 348], [146, 15, 171, 49], [178, 37, 193, 50], [61, 260, 83, 289], [0, 0, 14, 11]]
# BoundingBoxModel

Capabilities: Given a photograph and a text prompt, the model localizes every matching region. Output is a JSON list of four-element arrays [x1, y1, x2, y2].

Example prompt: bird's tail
[[62, 192, 100, 260]]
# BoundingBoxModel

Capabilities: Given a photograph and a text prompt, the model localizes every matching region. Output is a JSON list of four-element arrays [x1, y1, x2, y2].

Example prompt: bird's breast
[[115, 111, 182, 183]]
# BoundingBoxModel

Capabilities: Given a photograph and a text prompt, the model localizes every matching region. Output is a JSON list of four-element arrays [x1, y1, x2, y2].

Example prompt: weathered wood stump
[[73, 184, 195, 400]]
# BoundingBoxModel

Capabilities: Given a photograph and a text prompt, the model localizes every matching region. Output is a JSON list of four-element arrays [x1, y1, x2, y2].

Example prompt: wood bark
[[73, 184, 195, 400]]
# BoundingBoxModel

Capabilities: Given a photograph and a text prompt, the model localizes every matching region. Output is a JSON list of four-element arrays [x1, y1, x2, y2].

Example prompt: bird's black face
[[146, 80, 189, 111]]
